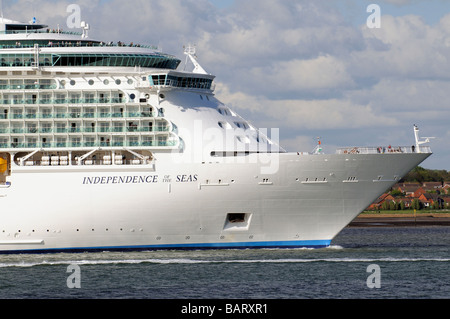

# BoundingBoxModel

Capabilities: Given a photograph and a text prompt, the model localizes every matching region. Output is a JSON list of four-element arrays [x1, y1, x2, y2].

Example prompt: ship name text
[[82, 174, 198, 185]]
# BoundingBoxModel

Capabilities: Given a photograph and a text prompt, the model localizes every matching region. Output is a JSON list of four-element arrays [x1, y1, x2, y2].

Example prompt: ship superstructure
[[0, 18, 431, 253]]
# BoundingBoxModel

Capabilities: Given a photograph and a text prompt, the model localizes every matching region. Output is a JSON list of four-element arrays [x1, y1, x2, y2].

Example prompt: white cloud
[[354, 14, 450, 81], [382, 0, 415, 5], [216, 83, 398, 131], [257, 55, 356, 92]]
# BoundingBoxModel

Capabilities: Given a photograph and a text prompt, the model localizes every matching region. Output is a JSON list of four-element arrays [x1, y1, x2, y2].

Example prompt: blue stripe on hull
[[0, 240, 332, 254]]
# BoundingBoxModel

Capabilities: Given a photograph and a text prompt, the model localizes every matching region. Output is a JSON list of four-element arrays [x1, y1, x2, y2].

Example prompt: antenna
[[413, 125, 434, 153], [183, 44, 207, 74], [312, 137, 323, 154], [81, 21, 90, 38]]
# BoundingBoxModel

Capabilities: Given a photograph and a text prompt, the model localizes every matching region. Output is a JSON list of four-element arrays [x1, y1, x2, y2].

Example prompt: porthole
[[218, 107, 230, 116], [159, 93, 165, 99], [70, 80, 76, 86], [88, 79, 94, 85], [218, 121, 231, 129], [115, 79, 121, 85], [103, 79, 109, 85], [127, 79, 133, 85], [236, 136, 250, 144]]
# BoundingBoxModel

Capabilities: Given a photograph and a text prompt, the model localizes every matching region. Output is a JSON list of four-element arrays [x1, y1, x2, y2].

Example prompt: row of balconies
[[1, 140, 176, 149], [0, 125, 170, 134], [0, 136, 176, 149], [0, 98, 126, 104], [0, 84, 58, 90], [0, 126, 169, 134], [0, 111, 155, 120]]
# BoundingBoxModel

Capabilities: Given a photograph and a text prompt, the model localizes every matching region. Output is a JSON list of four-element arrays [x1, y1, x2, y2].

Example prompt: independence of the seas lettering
[[82, 174, 198, 185]]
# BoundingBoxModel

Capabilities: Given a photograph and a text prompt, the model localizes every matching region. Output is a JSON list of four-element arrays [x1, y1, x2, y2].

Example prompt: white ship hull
[[0, 151, 430, 253]]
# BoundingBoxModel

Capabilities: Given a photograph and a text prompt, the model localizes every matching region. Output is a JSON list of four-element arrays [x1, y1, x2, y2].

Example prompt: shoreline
[[348, 213, 450, 227]]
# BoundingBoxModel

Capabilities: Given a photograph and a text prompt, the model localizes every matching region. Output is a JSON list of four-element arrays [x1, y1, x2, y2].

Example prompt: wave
[[326, 245, 344, 250], [1, 257, 449, 268]]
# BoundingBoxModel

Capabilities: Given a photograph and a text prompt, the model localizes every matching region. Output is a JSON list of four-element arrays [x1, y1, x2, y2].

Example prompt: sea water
[[0, 226, 448, 300]]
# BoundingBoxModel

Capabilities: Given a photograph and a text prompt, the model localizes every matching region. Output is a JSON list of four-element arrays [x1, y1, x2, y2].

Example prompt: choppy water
[[0, 226, 448, 300]]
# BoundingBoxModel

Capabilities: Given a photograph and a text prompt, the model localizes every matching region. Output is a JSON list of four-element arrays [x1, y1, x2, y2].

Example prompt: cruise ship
[[0, 17, 432, 254]]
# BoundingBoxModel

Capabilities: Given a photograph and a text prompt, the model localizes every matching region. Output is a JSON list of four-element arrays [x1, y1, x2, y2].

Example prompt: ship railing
[[16, 157, 156, 167], [0, 38, 158, 50], [0, 112, 158, 120], [0, 29, 83, 36], [0, 126, 169, 134], [0, 85, 57, 90], [150, 80, 215, 92], [0, 98, 126, 104], [336, 146, 432, 155], [0, 141, 178, 149]]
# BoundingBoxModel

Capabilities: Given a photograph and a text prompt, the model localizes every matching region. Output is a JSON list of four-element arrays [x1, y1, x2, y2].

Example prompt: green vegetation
[[400, 166, 450, 184]]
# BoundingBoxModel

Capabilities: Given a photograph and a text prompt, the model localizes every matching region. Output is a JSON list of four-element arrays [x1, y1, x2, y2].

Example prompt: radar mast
[[183, 44, 207, 74]]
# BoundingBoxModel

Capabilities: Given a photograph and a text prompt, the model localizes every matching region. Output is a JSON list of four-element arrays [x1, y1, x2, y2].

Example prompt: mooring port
[[227, 213, 246, 223], [223, 213, 252, 231]]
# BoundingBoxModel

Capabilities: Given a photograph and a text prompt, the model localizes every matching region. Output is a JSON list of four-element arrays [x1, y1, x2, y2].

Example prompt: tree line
[[400, 166, 450, 184]]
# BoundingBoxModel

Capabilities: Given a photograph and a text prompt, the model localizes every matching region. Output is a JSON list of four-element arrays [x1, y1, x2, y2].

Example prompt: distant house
[[418, 193, 435, 208], [396, 197, 413, 209], [367, 193, 395, 210], [422, 182, 443, 190], [395, 183, 421, 197], [367, 181, 449, 211], [413, 187, 427, 198], [442, 183, 450, 195], [418, 193, 445, 208], [443, 196, 450, 208]]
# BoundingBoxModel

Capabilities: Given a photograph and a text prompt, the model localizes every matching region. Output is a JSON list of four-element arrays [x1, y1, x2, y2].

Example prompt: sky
[[2, 0, 450, 170]]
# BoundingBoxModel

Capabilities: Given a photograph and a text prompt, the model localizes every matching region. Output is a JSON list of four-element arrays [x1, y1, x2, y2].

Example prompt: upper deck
[[0, 18, 181, 70]]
